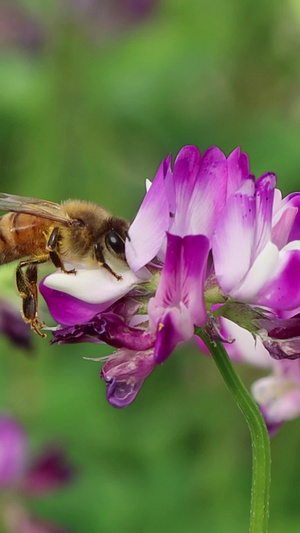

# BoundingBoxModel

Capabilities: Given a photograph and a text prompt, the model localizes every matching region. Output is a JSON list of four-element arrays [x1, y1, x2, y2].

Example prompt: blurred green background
[[1, 0, 300, 531]]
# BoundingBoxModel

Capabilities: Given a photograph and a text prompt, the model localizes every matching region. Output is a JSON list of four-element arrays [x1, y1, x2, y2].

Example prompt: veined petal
[[170, 146, 201, 236], [186, 147, 228, 238], [51, 312, 155, 351], [171, 146, 228, 238], [125, 157, 171, 271], [255, 247, 300, 309], [152, 233, 209, 323], [253, 173, 276, 258], [226, 147, 250, 197], [213, 180, 256, 294], [101, 348, 155, 407]]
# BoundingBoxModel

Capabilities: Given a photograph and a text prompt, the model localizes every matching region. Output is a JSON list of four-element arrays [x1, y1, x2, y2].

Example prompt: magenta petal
[[185, 146, 228, 238], [149, 233, 208, 363], [125, 156, 171, 271], [153, 233, 209, 319], [40, 281, 115, 326], [153, 233, 182, 307], [181, 234, 210, 325], [171, 146, 228, 238], [227, 147, 250, 197], [253, 173, 276, 257], [170, 145, 201, 236], [255, 249, 300, 310], [154, 304, 194, 364]]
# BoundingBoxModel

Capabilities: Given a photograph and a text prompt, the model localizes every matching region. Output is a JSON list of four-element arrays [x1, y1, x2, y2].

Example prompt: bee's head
[[104, 217, 129, 260]]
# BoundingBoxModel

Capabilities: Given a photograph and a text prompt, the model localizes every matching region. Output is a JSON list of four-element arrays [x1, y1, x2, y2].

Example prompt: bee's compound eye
[[105, 230, 125, 255]]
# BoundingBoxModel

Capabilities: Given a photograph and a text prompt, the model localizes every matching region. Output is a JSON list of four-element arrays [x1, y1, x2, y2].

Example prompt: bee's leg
[[94, 243, 122, 280], [46, 227, 76, 274], [16, 257, 48, 338]]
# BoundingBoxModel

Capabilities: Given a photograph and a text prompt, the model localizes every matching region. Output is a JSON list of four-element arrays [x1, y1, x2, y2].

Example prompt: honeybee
[[0, 193, 130, 337]]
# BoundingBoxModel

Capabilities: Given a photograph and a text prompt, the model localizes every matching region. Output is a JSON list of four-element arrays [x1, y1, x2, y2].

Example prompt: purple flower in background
[[0, 417, 28, 488], [0, 4, 43, 53], [66, 0, 159, 41], [0, 298, 32, 351], [252, 359, 300, 436], [0, 415, 74, 532]]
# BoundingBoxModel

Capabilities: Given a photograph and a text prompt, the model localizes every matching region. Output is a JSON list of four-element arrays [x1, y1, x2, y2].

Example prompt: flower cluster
[[40, 146, 300, 432], [0, 415, 73, 533]]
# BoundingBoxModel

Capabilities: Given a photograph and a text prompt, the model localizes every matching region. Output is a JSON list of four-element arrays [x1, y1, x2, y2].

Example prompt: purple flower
[[39, 144, 300, 417], [0, 415, 74, 532], [0, 4, 44, 53], [40, 145, 252, 406]]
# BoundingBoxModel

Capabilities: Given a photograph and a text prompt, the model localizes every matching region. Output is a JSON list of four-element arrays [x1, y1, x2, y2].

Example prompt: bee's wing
[[0, 193, 73, 226]]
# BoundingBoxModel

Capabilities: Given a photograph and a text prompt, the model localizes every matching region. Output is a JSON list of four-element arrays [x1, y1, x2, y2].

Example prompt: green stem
[[199, 332, 271, 533]]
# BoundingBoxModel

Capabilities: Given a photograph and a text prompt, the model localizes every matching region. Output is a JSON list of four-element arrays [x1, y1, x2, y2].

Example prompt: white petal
[[43, 267, 142, 304], [231, 241, 279, 301]]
